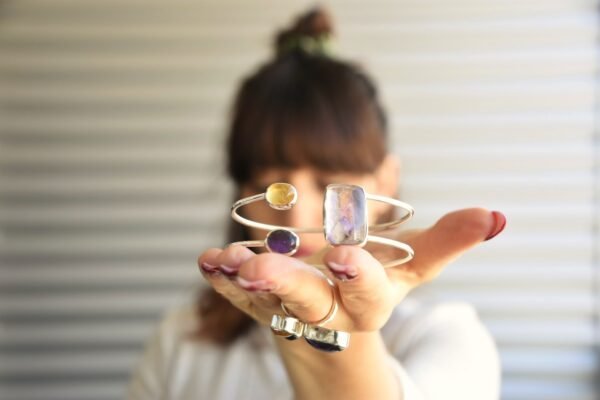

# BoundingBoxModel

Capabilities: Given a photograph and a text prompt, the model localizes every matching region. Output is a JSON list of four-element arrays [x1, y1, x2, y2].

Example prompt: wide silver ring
[[303, 325, 350, 352], [270, 314, 304, 340]]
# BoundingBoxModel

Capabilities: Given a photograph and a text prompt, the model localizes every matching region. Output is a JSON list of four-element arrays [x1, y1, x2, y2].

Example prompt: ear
[[374, 154, 400, 197]]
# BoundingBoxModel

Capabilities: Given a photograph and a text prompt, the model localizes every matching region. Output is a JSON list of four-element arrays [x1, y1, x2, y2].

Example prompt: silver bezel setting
[[323, 183, 368, 247], [270, 314, 305, 340], [264, 229, 300, 256], [265, 183, 298, 211], [303, 325, 350, 352]]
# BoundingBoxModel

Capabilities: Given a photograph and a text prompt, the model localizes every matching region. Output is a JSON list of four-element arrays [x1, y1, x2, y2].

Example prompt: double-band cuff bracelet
[[230, 183, 415, 268]]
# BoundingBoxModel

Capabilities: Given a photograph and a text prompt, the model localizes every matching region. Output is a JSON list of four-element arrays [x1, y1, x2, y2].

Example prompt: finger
[[322, 246, 395, 331], [394, 208, 506, 285], [215, 244, 258, 277], [197, 248, 255, 316], [215, 245, 281, 311], [235, 253, 338, 326]]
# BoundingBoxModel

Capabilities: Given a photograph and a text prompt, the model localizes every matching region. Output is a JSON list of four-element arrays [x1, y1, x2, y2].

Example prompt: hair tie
[[281, 34, 334, 56]]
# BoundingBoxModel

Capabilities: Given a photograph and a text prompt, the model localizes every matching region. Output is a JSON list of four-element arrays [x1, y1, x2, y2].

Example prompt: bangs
[[227, 55, 387, 184], [253, 101, 384, 175]]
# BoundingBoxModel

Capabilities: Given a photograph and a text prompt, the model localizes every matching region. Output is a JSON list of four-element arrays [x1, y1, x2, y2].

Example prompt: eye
[[248, 182, 269, 194]]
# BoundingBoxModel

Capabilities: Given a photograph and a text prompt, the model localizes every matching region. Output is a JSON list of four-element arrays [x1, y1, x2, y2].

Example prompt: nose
[[282, 189, 323, 229], [279, 182, 327, 253]]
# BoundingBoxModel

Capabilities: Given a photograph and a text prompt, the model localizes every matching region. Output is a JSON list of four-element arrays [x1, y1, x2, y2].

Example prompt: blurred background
[[0, 0, 598, 399]]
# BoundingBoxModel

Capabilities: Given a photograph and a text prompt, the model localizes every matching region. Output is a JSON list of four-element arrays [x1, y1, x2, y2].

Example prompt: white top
[[127, 296, 501, 400]]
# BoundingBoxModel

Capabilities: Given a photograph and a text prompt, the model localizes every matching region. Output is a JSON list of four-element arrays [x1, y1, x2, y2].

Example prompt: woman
[[128, 7, 504, 400]]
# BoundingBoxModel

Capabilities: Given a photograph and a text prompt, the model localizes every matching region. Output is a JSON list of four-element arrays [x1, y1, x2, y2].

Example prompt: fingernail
[[218, 264, 238, 277], [485, 211, 506, 241], [326, 261, 358, 282], [200, 262, 221, 276], [236, 276, 277, 292]]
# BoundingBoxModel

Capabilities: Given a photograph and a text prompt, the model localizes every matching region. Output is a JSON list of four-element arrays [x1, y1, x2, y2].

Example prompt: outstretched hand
[[197, 208, 506, 333]]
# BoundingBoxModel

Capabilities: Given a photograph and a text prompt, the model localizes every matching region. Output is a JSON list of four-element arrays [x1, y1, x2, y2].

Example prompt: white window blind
[[0, 1, 598, 399]]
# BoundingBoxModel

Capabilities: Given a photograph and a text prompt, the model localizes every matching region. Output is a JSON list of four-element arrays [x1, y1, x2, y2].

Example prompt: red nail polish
[[218, 264, 238, 277], [200, 262, 221, 276], [236, 276, 276, 292], [485, 211, 506, 241], [327, 261, 358, 281]]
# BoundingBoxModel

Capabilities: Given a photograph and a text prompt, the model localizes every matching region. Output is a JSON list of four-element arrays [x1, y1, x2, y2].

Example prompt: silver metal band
[[270, 314, 304, 340], [270, 313, 350, 351], [230, 234, 414, 269], [231, 192, 414, 234], [303, 325, 350, 352]]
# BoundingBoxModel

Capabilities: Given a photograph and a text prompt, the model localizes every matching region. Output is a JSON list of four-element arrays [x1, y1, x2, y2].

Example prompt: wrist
[[274, 330, 401, 400]]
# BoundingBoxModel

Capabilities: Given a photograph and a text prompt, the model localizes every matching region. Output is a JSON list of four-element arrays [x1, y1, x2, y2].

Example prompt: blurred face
[[239, 159, 398, 258]]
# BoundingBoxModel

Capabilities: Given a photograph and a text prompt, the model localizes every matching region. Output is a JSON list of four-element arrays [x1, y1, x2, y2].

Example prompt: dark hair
[[195, 7, 390, 344], [227, 10, 387, 184]]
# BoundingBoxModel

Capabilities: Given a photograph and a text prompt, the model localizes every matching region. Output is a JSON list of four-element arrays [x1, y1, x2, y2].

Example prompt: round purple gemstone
[[266, 229, 298, 255]]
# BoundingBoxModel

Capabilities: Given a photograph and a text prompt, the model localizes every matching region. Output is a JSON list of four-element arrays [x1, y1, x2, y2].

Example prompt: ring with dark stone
[[303, 325, 350, 352]]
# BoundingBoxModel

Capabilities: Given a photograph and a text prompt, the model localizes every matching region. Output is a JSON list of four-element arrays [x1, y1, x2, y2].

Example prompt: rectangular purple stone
[[324, 184, 367, 246]]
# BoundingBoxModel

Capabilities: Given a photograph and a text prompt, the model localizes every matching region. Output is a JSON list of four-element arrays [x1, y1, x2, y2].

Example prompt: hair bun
[[274, 7, 335, 56]]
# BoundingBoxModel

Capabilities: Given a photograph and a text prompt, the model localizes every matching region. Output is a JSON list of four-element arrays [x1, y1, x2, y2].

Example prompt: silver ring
[[273, 278, 350, 352], [230, 230, 414, 268], [303, 325, 350, 352], [270, 314, 304, 340], [298, 278, 349, 352], [280, 277, 338, 326]]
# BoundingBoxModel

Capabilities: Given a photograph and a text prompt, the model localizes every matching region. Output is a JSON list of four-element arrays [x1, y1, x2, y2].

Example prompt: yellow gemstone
[[266, 183, 297, 210]]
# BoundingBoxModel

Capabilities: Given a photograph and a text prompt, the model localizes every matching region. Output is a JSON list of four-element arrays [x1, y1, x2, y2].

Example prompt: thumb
[[392, 207, 506, 285]]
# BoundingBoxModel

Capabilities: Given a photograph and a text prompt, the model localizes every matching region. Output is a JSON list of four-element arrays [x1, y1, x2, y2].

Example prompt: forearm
[[274, 330, 402, 400]]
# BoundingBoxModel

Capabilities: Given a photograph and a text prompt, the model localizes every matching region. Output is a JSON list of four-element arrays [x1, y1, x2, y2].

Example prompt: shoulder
[[382, 296, 497, 357], [384, 295, 486, 332], [154, 302, 199, 343], [382, 296, 501, 400], [126, 303, 198, 399], [128, 301, 289, 400], [153, 301, 269, 351]]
